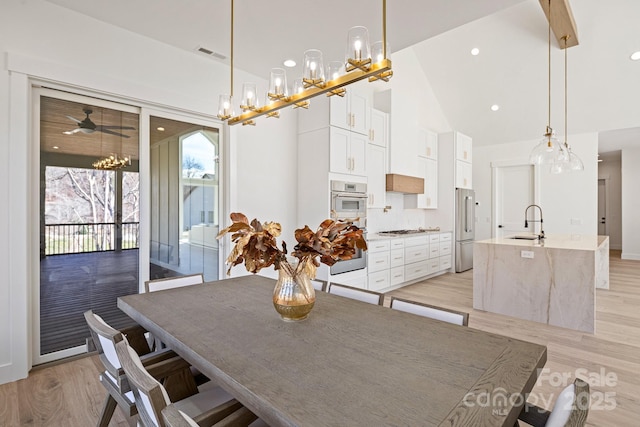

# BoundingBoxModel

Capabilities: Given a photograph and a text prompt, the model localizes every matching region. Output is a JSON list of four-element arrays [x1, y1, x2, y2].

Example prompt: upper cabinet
[[419, 128, 438, 160], [368, 109, 388, 147], [440, 131, 473, 189], [330, 91, 369, 135], [329, 127, 367, 176], [455, 132, 472, 164], [367, 144, 386, 208]]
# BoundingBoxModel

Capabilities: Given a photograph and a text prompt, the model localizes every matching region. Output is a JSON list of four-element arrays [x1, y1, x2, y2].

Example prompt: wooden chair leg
[[97, 394, 117, 427]]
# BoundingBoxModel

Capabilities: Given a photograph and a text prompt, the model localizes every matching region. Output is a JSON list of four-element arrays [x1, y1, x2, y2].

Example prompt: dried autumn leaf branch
[[217, 212, 367, 278]]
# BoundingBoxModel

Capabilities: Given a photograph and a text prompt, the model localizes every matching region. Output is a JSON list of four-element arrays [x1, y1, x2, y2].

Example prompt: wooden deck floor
[[39, 250, 141, 355]]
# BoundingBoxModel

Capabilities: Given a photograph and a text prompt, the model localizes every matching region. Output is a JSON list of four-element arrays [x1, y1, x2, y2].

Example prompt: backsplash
[[366, 193, 428, 233]]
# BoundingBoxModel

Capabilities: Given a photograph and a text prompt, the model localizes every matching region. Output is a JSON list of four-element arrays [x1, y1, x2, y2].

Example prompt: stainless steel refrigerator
[[455, 188, 475, 272]]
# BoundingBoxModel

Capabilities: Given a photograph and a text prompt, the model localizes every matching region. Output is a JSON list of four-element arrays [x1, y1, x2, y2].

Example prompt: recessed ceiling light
[[157, 127, 165, 131], [52, 146, 59, 149], [490, 104, 499, 111], [471, 48, 480, 56], [283, 59, 296, 67], [630, 51, 640, 61]]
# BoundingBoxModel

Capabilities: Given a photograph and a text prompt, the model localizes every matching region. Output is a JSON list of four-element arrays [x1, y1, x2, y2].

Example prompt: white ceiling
[[44, 0, 640, 152]]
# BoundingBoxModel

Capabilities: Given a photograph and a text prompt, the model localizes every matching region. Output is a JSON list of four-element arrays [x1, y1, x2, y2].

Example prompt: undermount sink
[[509, 235, 539, 240]]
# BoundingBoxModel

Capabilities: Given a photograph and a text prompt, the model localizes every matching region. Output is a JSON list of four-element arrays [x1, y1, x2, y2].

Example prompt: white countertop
[[475, 234, 608, 251], [368, 230, 452, 241]]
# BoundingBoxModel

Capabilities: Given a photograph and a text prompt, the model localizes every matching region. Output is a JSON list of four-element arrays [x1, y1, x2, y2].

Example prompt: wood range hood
[[385, 174, 424, 194]]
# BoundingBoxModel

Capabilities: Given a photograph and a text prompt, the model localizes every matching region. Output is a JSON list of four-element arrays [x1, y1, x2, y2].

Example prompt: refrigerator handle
[[465, 196, 473, 233]]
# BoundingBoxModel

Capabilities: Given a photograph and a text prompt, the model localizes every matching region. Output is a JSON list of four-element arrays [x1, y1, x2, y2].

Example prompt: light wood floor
[[1, 251, 637, 426]]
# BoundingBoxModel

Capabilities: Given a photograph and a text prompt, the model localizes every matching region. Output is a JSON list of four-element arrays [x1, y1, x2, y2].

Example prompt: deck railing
[[45, 222, 139, 255]]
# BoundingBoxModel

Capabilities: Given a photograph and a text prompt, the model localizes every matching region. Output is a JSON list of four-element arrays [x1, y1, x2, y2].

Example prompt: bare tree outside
[[44, 166, 140, 254]]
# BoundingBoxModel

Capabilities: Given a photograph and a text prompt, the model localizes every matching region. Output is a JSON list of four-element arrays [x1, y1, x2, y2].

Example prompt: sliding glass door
[[35, 88, 140, 363], [149, 115, 221, 282]]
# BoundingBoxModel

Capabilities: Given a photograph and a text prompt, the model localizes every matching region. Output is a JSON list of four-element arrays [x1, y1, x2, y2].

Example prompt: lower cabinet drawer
[[404, 261, 430, 282], [440, 255, 452, 270], [429, 246, 440, 259], [390, 249, 405, 268], [428, 258, 440, 274], [390, 266, 405, 286], [368, 270, 390, 291], [368, 252, 390, 273], [404, 246, 429, 263], [439, 241, 452, 256]]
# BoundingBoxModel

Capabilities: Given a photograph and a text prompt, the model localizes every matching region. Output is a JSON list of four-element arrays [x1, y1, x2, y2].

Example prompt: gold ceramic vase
[[272, 264, 315, 321]]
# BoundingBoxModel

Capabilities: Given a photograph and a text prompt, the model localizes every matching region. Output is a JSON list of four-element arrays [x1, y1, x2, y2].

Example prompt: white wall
[[368, 46, 452, 232], [621, 148, 640, 259], [0, 0, 297, 384], [474, 133, 599, 241], [597, 156, 622, 250]]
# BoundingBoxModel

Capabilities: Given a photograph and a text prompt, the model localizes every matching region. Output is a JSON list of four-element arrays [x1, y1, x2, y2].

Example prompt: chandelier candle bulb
[[268, 68, 288, 100], [241, 82, 258, 111], [303, 49, 325, 88]]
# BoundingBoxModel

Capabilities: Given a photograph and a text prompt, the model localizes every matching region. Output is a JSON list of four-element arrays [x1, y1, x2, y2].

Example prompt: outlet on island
[[521, 250, 534, 259]]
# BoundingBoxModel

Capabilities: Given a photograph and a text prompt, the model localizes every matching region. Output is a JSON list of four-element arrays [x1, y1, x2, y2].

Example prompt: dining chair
[[144, 273, 204, 293], [516, 378, 590, 427], [85, 310, 199, 427], [144, 273, 205, 351], [162, 404, 269, 427], [328, 282, 384, 305], [115, 337, 247, 427], [389, 296, 469, 326], [310, 278, 327, 292]]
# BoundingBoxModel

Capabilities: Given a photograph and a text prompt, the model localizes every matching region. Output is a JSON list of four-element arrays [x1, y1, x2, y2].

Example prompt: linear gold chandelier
[[217, 0, 393, 126]]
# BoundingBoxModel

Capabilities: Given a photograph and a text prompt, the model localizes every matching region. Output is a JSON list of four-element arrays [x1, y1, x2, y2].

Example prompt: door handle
[[498, 225, 503, 228]]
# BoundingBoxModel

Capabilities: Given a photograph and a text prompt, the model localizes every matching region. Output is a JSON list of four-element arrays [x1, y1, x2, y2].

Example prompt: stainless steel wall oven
[[330, 180, 367, 274]]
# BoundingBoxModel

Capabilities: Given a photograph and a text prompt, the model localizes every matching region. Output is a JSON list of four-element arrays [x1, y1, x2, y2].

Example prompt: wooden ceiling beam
[[539, 0, 579, 48]]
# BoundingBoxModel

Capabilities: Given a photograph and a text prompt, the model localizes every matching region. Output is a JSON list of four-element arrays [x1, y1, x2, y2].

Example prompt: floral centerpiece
[[217, 212, 367, 321]]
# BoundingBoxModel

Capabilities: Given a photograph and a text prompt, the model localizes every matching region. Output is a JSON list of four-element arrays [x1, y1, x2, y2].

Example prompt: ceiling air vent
[[196, 46, 226, 60]]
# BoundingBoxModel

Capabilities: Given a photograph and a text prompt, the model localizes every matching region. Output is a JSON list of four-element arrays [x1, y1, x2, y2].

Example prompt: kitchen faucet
[[524, 204, 545, 240]]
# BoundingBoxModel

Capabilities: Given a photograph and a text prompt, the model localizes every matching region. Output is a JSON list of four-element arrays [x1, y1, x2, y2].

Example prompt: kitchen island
[[473, 234, 609, 333]]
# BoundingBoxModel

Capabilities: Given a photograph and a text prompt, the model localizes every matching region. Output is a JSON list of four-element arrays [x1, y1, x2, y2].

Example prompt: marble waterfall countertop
[[473, 234, 609, 334], [475, 234, 608, 251]]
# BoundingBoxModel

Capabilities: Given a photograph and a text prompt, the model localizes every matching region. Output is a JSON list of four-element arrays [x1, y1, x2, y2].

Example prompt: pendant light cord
[[547, 0, 551, 131], [564, 35, 569, 145], [230, 0, 234, 97]]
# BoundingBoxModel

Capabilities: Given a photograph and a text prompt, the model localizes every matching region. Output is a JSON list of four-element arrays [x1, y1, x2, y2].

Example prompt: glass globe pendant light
[[530, 0, 564, 169], [560, 35, 584, 172]]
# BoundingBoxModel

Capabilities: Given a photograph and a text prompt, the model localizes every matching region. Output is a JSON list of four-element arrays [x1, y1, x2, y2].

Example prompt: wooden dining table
[[118, 275, 547, 427]]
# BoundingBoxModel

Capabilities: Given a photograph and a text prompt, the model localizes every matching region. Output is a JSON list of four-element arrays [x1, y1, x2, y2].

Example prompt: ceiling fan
[[63, 108, 136, 138]]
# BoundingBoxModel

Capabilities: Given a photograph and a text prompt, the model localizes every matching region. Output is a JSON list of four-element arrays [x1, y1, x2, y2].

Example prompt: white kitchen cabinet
[[414, 157, 438, 209], [440, 131, 473, 190], [367, 144, 386, 208], [369, 109, 388, 147], [419, 128, 438, 160], [455, 132, 473, 163], [329, 90, 369, 135], [366, 233, 451, 291], [456, 160, 472, 189], [329, 126, 367, 176]]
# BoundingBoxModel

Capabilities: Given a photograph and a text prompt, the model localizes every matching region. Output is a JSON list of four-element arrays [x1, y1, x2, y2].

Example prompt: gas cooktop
[[378, 227, 440, 235]]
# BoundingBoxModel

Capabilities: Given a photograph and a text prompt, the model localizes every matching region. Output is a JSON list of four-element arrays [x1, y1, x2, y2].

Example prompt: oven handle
[[332, 192, 368, 199], [330, 209, 364, 224]]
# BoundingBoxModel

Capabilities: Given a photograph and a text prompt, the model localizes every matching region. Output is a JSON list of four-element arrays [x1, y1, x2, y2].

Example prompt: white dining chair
[[115, 336, 248, 427], [144, 273, 204, 293], [144, 273, 205, 351], [389, 297, 469, 326], [84, 310, 200, 427], [516, 378, 589, 427], [328, 283, 384, 306], [310, 279, 327, 292]]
